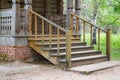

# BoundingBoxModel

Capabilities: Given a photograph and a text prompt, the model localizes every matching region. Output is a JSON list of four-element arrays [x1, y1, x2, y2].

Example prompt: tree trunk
[[92, 0, 100, 44], [75, 0, 81, 36]]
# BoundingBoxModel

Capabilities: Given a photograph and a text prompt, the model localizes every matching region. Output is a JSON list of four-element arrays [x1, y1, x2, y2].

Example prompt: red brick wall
[[0, 46, 33, 61]]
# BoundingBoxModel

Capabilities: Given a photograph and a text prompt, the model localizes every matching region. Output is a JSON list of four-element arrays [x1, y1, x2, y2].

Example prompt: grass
[[82, 33, 120, 60]]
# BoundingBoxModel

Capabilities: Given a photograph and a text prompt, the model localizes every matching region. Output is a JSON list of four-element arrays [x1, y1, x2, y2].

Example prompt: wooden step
[[50, 50, 101, 58], [59, 55, 108, 67], [42, 46, 94, 53], [35, 42, 86, 47], [28, 38, 80, 42]]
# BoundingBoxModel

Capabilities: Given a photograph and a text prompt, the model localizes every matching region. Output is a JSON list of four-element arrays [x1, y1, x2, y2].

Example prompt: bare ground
[[0, 61, 120, 80]]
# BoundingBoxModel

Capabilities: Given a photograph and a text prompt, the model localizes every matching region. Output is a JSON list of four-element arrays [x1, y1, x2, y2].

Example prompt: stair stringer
[[29, 41, 58, 65]]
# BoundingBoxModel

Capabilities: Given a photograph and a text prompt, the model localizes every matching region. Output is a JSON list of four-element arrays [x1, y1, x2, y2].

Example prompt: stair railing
[[28, 10, 72, 68], [70, 14, 111, 60], [28, 10, 67, 55]]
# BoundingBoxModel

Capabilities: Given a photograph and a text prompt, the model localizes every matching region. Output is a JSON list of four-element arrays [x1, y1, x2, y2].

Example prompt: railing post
[[42, 19, 45, 44], [90, 24, 93, 46], [35, 15, 38, 39], [83, 21, 86, 42], [106, 28, 111, 60], [98, 28, 100, 50], [66, 30, 72, 68], [70, 14, 73, 31], [57, 28, 60, 55], [76, 17, 79, 38], [49, 24, 52, 49]]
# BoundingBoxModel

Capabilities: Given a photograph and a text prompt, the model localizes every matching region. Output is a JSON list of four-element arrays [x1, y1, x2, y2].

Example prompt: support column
[[12, 0, 21, 46], [66, 0, 73, 30], [75, 0, 81, 35], [24, 0, 32, 34]]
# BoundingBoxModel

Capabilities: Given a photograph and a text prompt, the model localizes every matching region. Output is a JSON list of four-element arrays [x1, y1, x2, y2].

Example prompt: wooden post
[[35, 15, 38, 39], [90, 25, 93, 46], [24, 0, 32, 34], [12, 0, 20, 46], [83, 21, 86, 42], [98, 28, 100, 50], [70, 14, 73, 31], [49, 24, 52, 49], [106, 28, 111, 60], [66, 0, 73, 30], [42, 19, 45, 44], [57, 28, 60, 54], [66, 30, 72, 68]]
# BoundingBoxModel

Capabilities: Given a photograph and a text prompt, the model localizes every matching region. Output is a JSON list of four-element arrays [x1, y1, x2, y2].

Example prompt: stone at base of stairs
[[68, 61, 120, 74]]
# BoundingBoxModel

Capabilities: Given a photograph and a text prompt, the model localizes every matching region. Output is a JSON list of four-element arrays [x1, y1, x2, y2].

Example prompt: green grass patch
[[81, 33, 120, 60]]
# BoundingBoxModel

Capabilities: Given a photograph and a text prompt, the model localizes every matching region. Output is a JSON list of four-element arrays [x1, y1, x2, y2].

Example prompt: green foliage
[[0, 53, 8, 61], [80, 0, 120, 32], [114, 0, 120, 13], [83, 33, 120, 60], [97, 33, 120, 60]]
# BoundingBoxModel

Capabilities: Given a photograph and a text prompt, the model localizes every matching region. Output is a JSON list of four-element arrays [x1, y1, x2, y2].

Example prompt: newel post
[[106, 28, 111, 60], [66, 30, 72, 68]]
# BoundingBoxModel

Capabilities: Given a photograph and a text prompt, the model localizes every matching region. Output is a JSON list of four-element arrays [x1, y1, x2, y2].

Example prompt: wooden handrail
[[28, 10, 66, 63], [71, 13, 111, 61], [29, 10, 66, 33], [71, 14, 107, 32]]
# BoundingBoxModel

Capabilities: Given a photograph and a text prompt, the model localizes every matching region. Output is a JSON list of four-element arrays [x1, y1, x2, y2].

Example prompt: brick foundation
[[0, 46, 33, 61]]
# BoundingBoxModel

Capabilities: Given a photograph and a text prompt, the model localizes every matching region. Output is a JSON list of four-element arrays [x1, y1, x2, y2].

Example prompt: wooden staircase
[[28, 36, 108, 67], [28, 10, 111, 68]]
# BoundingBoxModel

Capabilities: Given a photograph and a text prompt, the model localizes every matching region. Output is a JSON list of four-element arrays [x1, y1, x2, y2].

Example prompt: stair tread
[[59, 55, 107, 62], [28, 38, 80, 41], [42, 46, 93, 50], [50, 50, 101, 56], [35, 42, 85, 45]]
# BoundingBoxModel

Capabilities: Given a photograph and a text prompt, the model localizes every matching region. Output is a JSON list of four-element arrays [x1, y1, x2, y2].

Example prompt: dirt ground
[[0, 61, 120, 80]]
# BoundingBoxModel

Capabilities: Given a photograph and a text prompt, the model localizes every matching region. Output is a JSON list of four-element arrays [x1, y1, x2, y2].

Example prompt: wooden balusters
[[42, 19, 45, 44], [29, 11, 32, 35], [98, 28, 100, 50], [49, 23, 52, 49], [57, 28, 60, 54], [76, 17, 79, 38], [66, 30, 72, 68], [35, 15, 38, 39], [70, 14, 73, 31], [83, 21, 86, 42], [90, 24, 93, 46]]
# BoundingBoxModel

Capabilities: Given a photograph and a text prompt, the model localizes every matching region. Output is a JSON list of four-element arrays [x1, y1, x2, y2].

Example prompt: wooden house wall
[[32, 0, 64, 34], [0, 0, 12, 9], [0, 0, 64, 34]]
